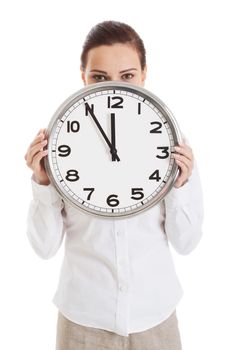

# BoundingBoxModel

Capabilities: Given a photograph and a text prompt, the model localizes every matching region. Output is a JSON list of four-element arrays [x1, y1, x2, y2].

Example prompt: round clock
[[44, 81, 182, 218]]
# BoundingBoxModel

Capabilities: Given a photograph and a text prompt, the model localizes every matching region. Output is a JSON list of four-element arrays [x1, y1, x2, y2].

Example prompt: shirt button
[[119, 284, 128, 293], [116, 231, 121, 236]]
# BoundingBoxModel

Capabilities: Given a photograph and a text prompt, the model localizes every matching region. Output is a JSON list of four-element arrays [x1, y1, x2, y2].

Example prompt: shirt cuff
[[30, 174, 63, 206]]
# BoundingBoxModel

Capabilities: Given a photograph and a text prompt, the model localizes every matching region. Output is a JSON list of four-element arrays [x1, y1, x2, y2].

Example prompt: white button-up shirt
[[26, 134, 204, 337]]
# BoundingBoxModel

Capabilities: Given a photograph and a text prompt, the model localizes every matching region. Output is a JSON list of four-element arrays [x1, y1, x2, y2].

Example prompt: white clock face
[[45, 82, 181, 218]]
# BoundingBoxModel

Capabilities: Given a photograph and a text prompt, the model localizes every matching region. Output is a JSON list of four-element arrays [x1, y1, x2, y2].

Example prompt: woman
[[25, 20, 203, 350]]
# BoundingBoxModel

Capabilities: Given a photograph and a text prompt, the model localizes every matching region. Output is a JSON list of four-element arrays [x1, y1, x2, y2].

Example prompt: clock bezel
[[44, 81, 182, 218]]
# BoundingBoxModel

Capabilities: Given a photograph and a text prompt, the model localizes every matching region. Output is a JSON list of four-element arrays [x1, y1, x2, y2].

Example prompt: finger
[[31, 149, 48, 169], [39, 128, 49, 142], [174, 144, 193, 161], [36, 128, 43, 135], [25, 129, 46, 162], [27, 139, 48, 165], [172, 153, 192, 175], [175, 159, 189, 184], [25, 135, 43, 161], [35, 128, 45, 139], [28, 139, 47, 164], [40, 128, 47, 137]]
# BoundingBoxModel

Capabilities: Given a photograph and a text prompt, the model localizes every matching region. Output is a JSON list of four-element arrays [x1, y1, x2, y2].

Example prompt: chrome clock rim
[[44, 81, 182, 218]]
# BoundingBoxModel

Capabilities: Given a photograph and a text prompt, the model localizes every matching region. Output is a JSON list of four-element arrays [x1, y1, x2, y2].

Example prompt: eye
[[122, 73, 134, 80], [92, 75, 107, 82]]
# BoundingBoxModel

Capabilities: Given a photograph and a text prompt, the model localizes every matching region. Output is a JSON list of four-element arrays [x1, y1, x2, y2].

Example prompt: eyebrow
[[90, 68, 138, 74]]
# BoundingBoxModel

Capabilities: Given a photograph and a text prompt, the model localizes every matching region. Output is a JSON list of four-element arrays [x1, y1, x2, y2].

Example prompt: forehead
[[85, 43, 141, 71]]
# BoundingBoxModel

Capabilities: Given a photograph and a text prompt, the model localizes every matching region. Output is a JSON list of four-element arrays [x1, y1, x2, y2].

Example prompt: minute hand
[[85, 103, 120, 161], [110, 112, 118, 162]]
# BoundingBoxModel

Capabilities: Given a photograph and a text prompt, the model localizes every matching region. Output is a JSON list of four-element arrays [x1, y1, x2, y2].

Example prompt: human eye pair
[[92, 73, 134, 82]]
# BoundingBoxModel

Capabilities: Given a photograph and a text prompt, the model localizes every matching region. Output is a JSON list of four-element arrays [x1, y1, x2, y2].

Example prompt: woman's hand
[[24, 128, 50, 185], [172, 140, 194, 188]]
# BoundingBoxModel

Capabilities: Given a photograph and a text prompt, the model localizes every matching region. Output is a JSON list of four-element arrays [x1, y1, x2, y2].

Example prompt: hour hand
[[85, 103, 120, 161]]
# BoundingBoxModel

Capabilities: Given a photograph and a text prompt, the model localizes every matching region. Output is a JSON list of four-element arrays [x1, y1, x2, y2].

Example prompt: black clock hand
[[85, 103, 120, 161], [110, 113, 118, 162]]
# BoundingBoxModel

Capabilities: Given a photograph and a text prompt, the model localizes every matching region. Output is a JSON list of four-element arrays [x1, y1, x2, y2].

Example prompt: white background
[[1, 0, 233, 349]]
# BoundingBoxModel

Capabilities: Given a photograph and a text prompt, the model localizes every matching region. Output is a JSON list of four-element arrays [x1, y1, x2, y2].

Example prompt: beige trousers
[[55, 310, 182, 350]]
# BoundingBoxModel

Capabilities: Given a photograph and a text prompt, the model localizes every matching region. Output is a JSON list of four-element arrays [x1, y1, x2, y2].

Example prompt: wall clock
[[44, 81, 182, 218]]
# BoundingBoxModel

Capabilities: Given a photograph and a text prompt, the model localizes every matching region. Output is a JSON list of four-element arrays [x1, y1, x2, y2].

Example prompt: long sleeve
[[26, 174, 66, 259], [164, 134, 204, 255]]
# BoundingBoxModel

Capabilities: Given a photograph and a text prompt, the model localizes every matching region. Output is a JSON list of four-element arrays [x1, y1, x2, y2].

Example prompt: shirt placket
[[113, 218, 130, 336]]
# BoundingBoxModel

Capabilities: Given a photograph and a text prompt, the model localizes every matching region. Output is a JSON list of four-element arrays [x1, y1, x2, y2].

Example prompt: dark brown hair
[[80, 20, 146, 71]]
